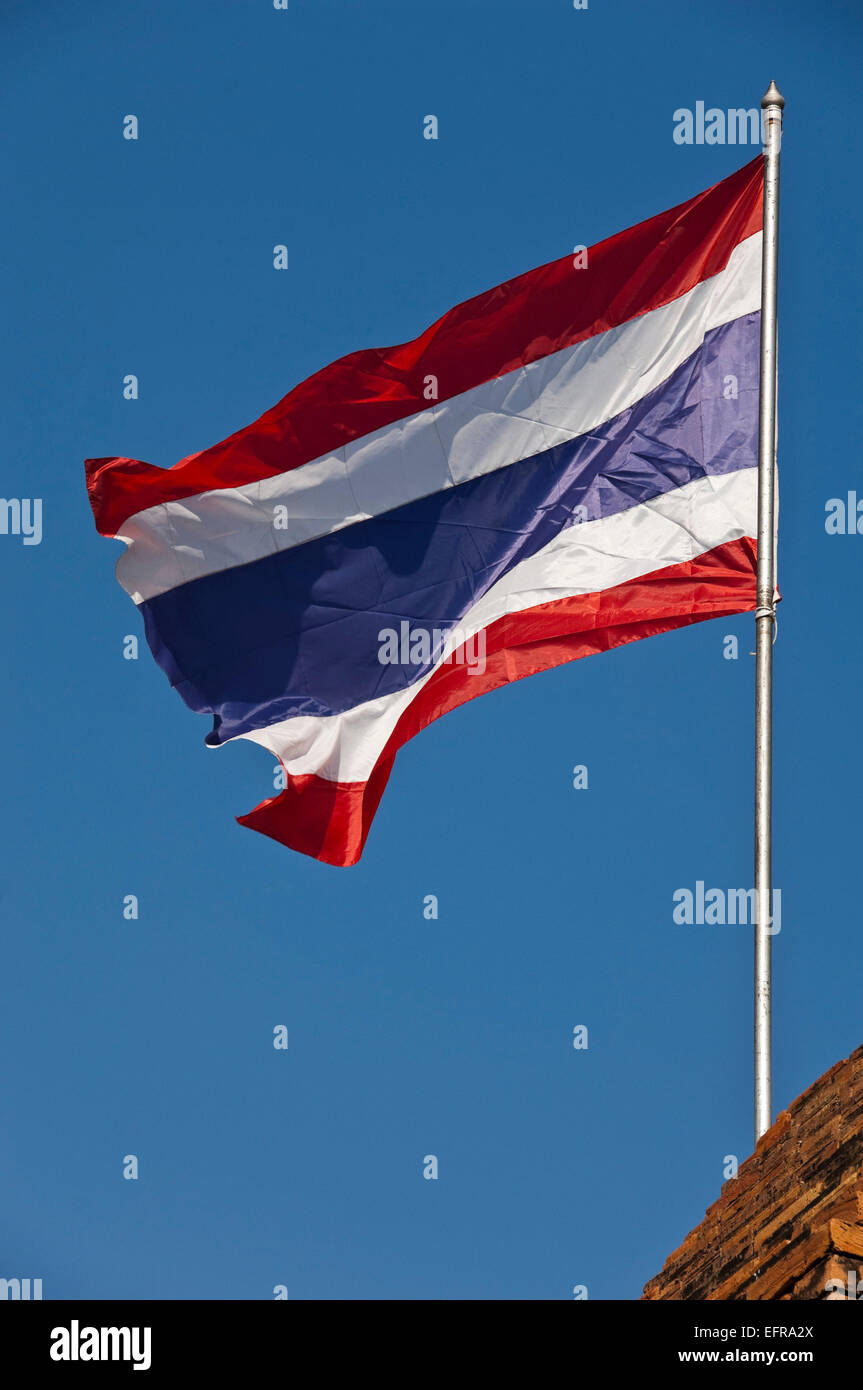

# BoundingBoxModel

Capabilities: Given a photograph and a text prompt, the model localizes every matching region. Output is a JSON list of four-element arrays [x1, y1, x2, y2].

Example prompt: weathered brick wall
[[643, 1044, 863, 1300]]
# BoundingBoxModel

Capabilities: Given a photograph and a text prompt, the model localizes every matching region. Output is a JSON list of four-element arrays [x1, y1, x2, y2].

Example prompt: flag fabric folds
[[86, 157, 764, 866]]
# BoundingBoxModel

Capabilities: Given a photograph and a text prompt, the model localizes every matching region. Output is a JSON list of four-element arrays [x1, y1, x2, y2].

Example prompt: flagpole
[[754, 80, 783, 1144]]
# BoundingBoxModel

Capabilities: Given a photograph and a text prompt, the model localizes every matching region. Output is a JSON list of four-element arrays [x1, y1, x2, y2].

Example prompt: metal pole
[[754, 81, 783, 1144]]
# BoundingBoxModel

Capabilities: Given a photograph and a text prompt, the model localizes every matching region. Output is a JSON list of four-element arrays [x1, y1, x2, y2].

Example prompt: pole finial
[[761, 81, 785, 110]]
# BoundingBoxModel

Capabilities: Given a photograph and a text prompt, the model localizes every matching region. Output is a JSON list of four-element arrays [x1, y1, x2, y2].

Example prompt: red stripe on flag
[[86, 158, 763, 538], [237, 536, 758, 866]]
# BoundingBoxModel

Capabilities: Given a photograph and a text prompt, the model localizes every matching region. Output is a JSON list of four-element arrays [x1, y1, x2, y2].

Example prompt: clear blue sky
[[1, 0, 860, 1300]]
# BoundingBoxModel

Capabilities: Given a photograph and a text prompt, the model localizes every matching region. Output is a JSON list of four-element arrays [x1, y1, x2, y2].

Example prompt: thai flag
[[86, 157, 763, 866]]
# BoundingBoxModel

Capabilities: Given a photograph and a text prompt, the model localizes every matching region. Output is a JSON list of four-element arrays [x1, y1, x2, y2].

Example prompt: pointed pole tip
[[761, 81, 785, 110]]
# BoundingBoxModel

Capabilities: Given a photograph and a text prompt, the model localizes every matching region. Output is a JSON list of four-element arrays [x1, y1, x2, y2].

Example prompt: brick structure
[[642, 1044, 863, 1300]]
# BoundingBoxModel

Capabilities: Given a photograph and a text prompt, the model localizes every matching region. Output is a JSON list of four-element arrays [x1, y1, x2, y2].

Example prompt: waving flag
[[86, 157, 763, 866]]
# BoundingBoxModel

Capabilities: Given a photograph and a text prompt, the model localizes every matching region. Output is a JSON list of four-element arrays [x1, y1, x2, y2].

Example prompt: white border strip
[[117, 234, 762, 604], [237, 468, 757, 784]]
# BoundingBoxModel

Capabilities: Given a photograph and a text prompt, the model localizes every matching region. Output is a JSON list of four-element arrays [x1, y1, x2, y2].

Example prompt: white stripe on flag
[[117, 234, 761, 604], [235, 467, 757, 783]]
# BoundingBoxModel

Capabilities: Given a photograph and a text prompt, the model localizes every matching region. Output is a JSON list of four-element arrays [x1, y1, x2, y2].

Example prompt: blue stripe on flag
[[140, 313, 759, 742]]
